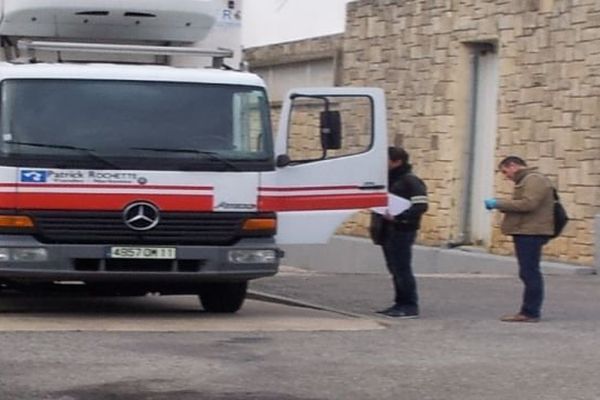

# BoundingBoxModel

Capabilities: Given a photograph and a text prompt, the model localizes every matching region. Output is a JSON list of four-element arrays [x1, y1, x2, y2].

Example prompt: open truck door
[[260, 87, 388, 244]]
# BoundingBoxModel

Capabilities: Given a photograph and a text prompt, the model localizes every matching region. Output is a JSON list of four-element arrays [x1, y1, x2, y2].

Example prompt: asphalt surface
[[251, 267, 600, 323], [1, 267, 600, 400], [0, 295, 383, 332]]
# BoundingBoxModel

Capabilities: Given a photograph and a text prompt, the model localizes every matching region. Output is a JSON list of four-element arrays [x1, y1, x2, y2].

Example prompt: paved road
[[1, 268, 599, 400], [252, 267, 600, 323], [0, 295, 382, 332]]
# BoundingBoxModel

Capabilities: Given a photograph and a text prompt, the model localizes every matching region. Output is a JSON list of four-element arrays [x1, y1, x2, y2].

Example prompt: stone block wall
[[244, 34, 343, 75], [245, 0, 600, 266], [342, 0, 599, 265]]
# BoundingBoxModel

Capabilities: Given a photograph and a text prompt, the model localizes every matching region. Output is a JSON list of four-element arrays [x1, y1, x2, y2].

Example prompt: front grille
[[28, 211, 268, 245]]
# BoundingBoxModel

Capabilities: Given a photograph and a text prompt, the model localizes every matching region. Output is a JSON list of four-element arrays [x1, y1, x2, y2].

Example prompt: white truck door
[[260, 87, 388, 244]]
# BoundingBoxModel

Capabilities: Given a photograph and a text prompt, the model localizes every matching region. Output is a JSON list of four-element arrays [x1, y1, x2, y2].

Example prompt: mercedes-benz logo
[[123, 202, 160, 231]]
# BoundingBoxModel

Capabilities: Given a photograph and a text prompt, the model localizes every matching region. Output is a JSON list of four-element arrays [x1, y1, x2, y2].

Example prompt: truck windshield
[[0, 79, 274, 171]]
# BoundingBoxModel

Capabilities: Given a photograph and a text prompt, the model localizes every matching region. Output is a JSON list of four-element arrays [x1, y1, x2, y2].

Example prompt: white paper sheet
[[371, 194, 411, 216]]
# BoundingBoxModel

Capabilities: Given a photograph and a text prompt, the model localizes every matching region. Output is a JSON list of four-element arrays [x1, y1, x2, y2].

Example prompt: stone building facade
[[245, 0, 600, 266]]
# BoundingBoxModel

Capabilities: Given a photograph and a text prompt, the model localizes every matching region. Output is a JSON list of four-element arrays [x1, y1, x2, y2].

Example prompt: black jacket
[[387, 163, 428, 231]]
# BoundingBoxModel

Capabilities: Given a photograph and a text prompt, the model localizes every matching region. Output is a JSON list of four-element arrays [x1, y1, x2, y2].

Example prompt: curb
[[247, 290, 392, 326], [281, 235, 595, 276]]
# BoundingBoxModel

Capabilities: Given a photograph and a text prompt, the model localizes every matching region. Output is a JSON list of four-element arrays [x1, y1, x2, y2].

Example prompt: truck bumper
[[0, 235, 280, 283]]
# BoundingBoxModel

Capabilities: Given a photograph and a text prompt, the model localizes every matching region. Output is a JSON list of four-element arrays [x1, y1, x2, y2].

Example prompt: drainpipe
[[595, 214, 600, 274], [447, 48, 480, 248]]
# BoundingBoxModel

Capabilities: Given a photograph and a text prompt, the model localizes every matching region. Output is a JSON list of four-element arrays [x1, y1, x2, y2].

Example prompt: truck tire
[[198, 281, 248, 313]]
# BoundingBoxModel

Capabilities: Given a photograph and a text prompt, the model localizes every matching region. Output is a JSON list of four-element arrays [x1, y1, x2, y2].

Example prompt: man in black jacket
[[377, 147, 428, 318]]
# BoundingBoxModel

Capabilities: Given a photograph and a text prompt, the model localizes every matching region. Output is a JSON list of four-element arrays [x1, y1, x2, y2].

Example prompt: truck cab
[[0, 0, 387, 312]]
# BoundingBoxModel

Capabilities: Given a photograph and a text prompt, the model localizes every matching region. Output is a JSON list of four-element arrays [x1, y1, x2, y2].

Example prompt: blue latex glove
[[484, 198, 497, 210]]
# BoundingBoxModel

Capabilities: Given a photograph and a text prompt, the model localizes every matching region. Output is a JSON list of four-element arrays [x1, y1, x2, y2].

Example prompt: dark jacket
[[387, 163, 428, 231]]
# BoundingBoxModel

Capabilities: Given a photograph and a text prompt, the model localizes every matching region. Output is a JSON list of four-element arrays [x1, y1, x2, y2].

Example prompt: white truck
[[0, 0, 387, 312]]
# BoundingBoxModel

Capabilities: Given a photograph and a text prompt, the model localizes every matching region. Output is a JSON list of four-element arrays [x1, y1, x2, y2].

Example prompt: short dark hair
[[498, 156, 527, 169], [389, 146, 409, 163]]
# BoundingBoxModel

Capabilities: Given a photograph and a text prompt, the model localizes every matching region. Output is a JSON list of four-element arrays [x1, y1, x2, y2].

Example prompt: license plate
[[109, 247, 176, 259]]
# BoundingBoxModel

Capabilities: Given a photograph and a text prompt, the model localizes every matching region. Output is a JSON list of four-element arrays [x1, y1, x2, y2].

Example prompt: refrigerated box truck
[[0, 0, 387, 312]]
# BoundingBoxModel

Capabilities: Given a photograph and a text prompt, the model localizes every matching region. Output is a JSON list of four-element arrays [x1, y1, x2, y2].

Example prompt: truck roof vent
[[124, 12, 157, 18], [75, 11, 110, 16]]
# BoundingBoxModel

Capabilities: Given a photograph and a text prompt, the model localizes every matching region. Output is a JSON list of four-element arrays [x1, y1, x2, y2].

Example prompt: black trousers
[[382, 229, 418, 311]]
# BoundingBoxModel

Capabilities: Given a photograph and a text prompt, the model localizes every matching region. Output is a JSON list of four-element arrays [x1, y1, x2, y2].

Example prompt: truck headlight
[[228, 249, 277, 264], [0, 248, 48, 262], [12, 248, 48, 262]]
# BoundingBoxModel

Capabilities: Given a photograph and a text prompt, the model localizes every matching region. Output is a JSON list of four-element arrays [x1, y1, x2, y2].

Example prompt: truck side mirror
[[320, 110, 341, 150]]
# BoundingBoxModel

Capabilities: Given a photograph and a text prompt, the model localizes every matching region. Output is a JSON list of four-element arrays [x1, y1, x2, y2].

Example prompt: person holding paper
[[376, 147, 428, 318]]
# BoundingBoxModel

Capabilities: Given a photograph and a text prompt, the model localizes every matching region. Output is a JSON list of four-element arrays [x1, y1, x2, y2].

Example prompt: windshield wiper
[[130, 147, 241, 171], [5, 140, 121, 169]]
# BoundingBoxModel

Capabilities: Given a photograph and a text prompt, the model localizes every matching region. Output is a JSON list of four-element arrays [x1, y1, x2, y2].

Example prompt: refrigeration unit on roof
[[0, 0, 221, 43]]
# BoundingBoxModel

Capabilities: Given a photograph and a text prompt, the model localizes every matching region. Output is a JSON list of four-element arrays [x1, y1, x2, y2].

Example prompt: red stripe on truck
[[0, 193, 17, 208], [258, 193, 387, 211], [14, 193, 213, 211]]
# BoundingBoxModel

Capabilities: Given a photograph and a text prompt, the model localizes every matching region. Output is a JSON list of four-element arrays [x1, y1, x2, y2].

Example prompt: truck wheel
[[198, 281, 248, 313]]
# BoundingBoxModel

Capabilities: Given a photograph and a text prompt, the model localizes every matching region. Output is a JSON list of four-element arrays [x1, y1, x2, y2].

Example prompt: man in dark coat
[[377, 147, 428, 318]]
